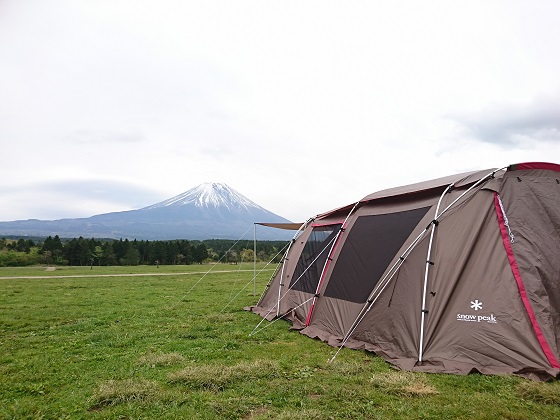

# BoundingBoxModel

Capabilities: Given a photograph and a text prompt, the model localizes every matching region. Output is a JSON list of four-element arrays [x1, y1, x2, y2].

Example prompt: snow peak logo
[[456, 300, 497, 324]]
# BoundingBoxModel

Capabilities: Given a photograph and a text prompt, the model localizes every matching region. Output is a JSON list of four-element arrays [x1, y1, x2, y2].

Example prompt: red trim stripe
[[304, 224, 347, 326], [494, 193, 560, 368], [312, 221, 345, 227], [509, 162, 560, 173]]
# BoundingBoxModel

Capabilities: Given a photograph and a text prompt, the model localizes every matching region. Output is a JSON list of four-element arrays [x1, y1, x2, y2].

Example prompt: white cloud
[[1, 1, 560, 226], [448, 95, 560, 145], [0, 180, 165, 221]]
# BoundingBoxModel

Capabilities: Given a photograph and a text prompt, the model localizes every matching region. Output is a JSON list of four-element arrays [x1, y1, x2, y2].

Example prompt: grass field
[[2, 264, 560, 419]]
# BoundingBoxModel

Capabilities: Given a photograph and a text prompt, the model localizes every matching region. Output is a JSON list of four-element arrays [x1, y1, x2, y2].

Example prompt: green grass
[[1, 264, 560, 419], [0, 263, 260, 277]]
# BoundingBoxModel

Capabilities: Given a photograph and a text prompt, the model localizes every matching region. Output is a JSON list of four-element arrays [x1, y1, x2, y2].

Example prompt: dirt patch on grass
[[516, 380, 560, 404], [206, 313, 236, 323], [243, 406, 270, 419], [370, 371, 439, 397], [274, 408, 325, 419], [138, 351, 184, 366], [168, 359, 280, 391], [89, 379, 163, 409]]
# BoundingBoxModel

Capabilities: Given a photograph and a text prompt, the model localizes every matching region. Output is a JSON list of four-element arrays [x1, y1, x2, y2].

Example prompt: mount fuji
[[0, 183, 294, 240]]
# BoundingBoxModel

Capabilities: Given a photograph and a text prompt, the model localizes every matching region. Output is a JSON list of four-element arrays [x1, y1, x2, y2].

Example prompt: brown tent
[[248, 162, 560, 381]]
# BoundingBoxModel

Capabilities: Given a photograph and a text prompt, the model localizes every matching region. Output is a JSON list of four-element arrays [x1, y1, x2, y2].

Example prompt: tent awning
[[255, 222, 303, 231]]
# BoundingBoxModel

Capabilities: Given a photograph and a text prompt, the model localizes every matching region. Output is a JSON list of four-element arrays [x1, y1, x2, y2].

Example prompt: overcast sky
[[2, 1, 560, 223]]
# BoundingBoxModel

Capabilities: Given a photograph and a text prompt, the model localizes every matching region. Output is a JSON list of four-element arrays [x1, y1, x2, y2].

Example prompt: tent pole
[[275, 247, 290, 317], [365, 167, 506, 317], [255, 222, 339, 324], [275, 218, 312, 317], [304, 202, 360, 327], [418, 183, 453, 363], [331, 167, 508, 363], [437, 167, 507, 216], [251, 238, 331, 330], [331, 225, 431, 363], [254, 223, 257, 297], [366, 168, 506, 312]]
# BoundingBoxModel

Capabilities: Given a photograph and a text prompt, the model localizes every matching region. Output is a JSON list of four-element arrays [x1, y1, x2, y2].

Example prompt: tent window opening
[[289, 224, 342, 294], [324, 206, 431, 303]]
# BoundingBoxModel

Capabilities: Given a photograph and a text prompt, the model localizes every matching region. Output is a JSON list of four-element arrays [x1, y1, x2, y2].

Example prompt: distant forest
[[0, 236, 289, 267]]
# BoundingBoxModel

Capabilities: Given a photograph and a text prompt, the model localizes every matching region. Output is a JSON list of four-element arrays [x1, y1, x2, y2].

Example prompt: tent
[[248, 162, 560, 381]]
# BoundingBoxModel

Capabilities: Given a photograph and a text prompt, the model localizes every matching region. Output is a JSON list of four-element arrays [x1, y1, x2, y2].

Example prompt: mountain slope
[[0, 183, 294, 240], [143, 182, 265, 212]]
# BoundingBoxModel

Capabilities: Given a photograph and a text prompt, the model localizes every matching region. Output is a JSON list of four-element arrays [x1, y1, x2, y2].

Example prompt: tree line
[[0, 236, 289, 267]]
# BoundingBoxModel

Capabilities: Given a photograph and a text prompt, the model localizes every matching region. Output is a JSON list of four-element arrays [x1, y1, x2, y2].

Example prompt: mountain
[[0, 183, 295, 240]]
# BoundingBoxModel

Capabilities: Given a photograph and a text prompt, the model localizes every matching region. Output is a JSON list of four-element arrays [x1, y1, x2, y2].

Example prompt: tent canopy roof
[[360, 168, 496, 203], [255, 222, 303, 231]]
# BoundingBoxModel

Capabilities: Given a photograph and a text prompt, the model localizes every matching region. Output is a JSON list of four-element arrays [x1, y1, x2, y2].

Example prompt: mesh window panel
[[323, 207, 430, 303], [289, 224, 342, 294]]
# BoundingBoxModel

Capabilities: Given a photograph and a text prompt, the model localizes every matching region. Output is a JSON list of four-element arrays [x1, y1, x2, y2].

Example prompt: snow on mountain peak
[[142, 182, 266, 212]]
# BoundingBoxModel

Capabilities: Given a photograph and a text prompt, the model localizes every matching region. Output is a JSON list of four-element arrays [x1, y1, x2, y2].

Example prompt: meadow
[[1, 264, 560, 419]]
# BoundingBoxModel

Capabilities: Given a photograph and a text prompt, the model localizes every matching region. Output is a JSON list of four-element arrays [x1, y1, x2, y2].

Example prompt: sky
[[2, 1, 560, 223]]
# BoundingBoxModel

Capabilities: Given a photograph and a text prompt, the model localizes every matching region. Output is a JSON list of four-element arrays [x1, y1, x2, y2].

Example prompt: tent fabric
[[255, 222, 304, 230], [247, 162, 560, 381], [359, 168, 495, 203], [498, 169, 560, 368]]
